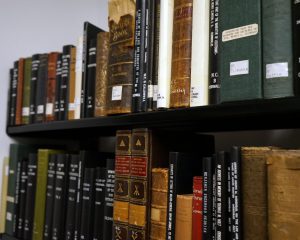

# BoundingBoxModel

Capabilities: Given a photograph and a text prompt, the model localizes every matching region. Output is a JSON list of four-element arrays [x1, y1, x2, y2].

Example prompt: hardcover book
[[15, 58, 24, 125], [74, 36, 83, 119], [0, 157, 9, 233], [21, 58, 32, 124], [54, 54, 62, 120], [293, 0, 300, 95], [9, 62, 19, 125], [67, 46, 77, 120], [29, 55, 40, 123], [175, 195, 193, 240], [192, 176, 202, 240]]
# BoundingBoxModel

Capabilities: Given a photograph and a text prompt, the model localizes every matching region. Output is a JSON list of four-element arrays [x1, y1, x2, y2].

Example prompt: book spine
[[21, 58, 32, 124], [9, 66, 17, 126], [293, 0, 300, 95], [170, 0, 193, 108], [15, 58, 24, 125], [54, 54, 62, 120], [75, 36, 83, 119], [0, 157, 9, 233], [68, 47, 77, 120], [157, 0, 174, 109], [212, 155, 216, 240], [113, 130, 132, 240], [226, 153, 232, 239], [192, 176, 203, 240], [80, 25, 88, 118], [175, 195, 193, 240], [29, 55, 40, 123]]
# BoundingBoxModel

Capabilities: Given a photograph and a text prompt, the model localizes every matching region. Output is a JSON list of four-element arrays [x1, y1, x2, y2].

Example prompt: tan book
[[267, 150, 300, 240], [95, 32, 110, 117], [0, 157, 9, 233], [68, 47, 77, 120], [175, 194, 193, 240]]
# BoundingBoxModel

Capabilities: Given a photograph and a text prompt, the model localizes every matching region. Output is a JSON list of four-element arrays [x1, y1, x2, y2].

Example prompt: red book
[[192, 176, 203, 240]]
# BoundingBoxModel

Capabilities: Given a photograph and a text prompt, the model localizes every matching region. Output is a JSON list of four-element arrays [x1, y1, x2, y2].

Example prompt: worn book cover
[[21, 58, 32, 124], [175, 195, 193, 240]]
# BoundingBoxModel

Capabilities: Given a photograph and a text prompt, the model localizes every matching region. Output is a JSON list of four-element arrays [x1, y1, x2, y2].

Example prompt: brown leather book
[[45, 52, 60, 122], [95, 32, 110, 117], [106, 0, 135, 115], [16, 58, 25, 125], [175, 194, 193, 240], [170, 0, 193, 108], [68, 47, 77, 120], [150, 168, 168, 240], [267, 150, 300, 240]]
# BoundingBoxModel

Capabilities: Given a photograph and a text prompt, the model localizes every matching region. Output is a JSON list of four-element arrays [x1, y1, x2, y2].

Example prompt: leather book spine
[[175, 195, 193, 240], [293, 0, 300, 95], [192, 176, 202, 240], [68, 47, 77, 120], [74, 36, 83, 119], [113, 130, 132, 240], [0, 157, 9, 234], [23, 153, 37, 240], [15, 58, 24, 125], [106, 0, 135, 115], [45, 53, 59, 122], [94, 32, 109, 117], [9, 65, 17, 126], [54, 54, 62, 120], [170, 0, 193, 108], [29, 54, 40, 124], [21, 58, 32, 124]]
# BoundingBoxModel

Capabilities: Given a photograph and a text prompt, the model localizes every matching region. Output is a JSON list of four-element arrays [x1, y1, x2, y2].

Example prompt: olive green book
[[0, 157, 9, 233], [22, 57, 32, 125]]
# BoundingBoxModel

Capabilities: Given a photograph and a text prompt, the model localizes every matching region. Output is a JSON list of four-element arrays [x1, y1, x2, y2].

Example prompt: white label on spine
[[153, 85, 158, 101], [148, 85, 154, 98], [37, 105, 44, 114], [222, 24, 258, 42], [46, 103, 53, 115], [266, 63, 289, 79], [22, 107, 30, 117], [5, 166, 9, 176], [191, 86, 201, 102], [69, 103, 76, 111], [230, 60, 249, 76], [112, 86, 122, 101], [6, 212, 12, 221]]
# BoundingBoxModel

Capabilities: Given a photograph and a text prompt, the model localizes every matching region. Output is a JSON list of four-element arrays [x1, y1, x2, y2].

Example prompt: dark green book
[[263, 0, 293, 98], [219, 0, 263, 102], [21, 58, 32, 125]]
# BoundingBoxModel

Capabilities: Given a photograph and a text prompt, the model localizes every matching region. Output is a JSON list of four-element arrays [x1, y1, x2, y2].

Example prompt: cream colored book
[[74, 36, 83, 119], [0, 157, 9, 233]]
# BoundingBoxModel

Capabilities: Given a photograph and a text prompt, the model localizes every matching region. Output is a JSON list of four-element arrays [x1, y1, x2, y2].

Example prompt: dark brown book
[[68, 47, 77, 120], [170, 0, 193, 108], [95, 32, 110, 117], [106, 0, 135, 115], [16, 58, 25, 125]]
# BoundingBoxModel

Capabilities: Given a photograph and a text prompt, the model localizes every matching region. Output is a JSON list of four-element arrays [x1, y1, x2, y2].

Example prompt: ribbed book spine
[[29, 55, 40, 123], [21, 58, 32, 124], [15, 58, 24, 125], [54, 54, 62, 120], [74, 36, 83, 119], [68, 47, 77, 120]]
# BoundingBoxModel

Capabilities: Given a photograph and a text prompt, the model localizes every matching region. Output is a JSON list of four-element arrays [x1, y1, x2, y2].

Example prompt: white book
[[157, 0, 174, 109], [74, 36, 83, 119], [190, 0, 210, 107]]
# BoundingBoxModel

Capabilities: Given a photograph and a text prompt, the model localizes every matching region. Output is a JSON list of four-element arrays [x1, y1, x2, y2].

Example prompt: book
[[157, 0, 174, 109], [74, 36, 83, 119], [9, 62, 19, 126], [220, 0, 263, 102], [263, 0, 294, 98], [23, 153, 37, 240], [106, 0, 135, 115], [293, 0, 300, 95], [95, 32, 110, 117], [150, 168, 169, 240], [170, 0, 193, 108], [175, 195, 193, 240], [192, 176, 202, 240], [29, 54, 40, 123], [15, 59, 24, 125], [54, 54, 62, 120], [67, 46, 77, 120], [21, 57, 32, 124], [0, 157, 9, 233], [190, 0, 210, 107]]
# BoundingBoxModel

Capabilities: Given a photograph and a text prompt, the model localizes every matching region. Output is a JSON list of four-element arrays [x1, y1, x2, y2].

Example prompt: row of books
[[8, 0, 300, 126]]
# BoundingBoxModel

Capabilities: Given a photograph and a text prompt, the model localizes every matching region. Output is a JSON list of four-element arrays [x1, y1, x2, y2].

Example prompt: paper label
[[6, 212, 12, 221], [230, 60, 249, 76], [22, 107, 30, 117], [69, 103, 76, 111], [266, 63, 289, 79], [75, 97, 81, 105], [153, 85, 158, 101], [191, 86, 201, 101], [37, 105, 44, 114], [222, 24, 258, 42], [5, 166, 9, 176], [112, 86, 122, 101], [148, 85, 154, 98], [6, 196, 14, 203], [46, 103, 54, 115]]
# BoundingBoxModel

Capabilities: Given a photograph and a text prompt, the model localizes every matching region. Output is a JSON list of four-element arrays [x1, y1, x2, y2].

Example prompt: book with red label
[[192, 176, 203, 240]]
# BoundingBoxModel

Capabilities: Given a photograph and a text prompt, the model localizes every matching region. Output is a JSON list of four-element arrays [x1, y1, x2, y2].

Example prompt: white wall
[[0, 0, 108, 191]]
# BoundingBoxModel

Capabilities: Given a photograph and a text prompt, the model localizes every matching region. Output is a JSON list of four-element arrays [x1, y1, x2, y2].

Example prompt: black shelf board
[[1, 234, 18, 240], [6, 97, 300, 138]]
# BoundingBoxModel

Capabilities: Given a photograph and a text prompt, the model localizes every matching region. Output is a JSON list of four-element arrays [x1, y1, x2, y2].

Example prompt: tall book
[[175, 195, 193, 240], [15, 58, 24, 125], [220, 0, 262, 102], [23, 154, 37, 240], [67, 46, 77, 120], [113, 130, 132, 240], [74, 36, 83, 119], [157, 0, 174, 109], [54, 54, 62, 120], [95, 32, 109, 117], [106, 0, 135, 115], [170, 0, 193, 108], [32, 149, 62, 240], [293, 0, 300, 95], [0, 157, 9, 233], [29, 54, 40, 123], [190, 0, 210, 107], [150, 168, 169, 240], [192, 176, 202, 240], [21, 58, 32, 124], [263, 0, 294, 98], [9, 62, 19, 125]]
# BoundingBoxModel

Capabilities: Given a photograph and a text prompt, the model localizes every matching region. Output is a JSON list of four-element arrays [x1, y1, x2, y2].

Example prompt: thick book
[[54, 54, 62, 120], [192, 176, 202, 240], [43, 154, 57, 240], [74, 36, 83, 119], [170, 0, 193, 108], [23, 154, 37, 240], [65, 155, 79, 240], [15, 58, 24, 125], [175, 195, 193, 240], [263, 0, 294, 98], [293, 0, 300, 95], [106, 0, 135, 115], [29, 54, 40, 123], [0, 157, 9, 233], [219, 0, 263, 102], [95, 32, 110, 117], [113, 130, 132, 240], [9, 62, 19, 126], [21, 58, 32, 124], [67, 46, 77, 120]]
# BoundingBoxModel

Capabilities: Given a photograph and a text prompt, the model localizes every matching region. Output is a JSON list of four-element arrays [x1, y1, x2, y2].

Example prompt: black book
[[65, 154, 80, 240], [7, 69, 13, 127], [54, 54, 62, 120], [35, 53, 48, 123], [209, 0, 220, 104], [51, 154, 70, 240], [43, 154, 57, 240], [10, 62, 19, 126], [212, 155, 216, 240], [93, 167, 107, 240], [29, 54, 40, 124], [16, 159, 28, 238], [80, 22, 104, 118], [103, 158, 115, 240], [59, 45, 75, 120], [85, 38, 97, 118], [8, 68, 15, 126], [23, 154, 37, 240], [202, 157, 213, 240], [79, 168, 96, 240], [166, 152, 203, 240], [227, 152, 232, 239], [293, 0, 300, 95]]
